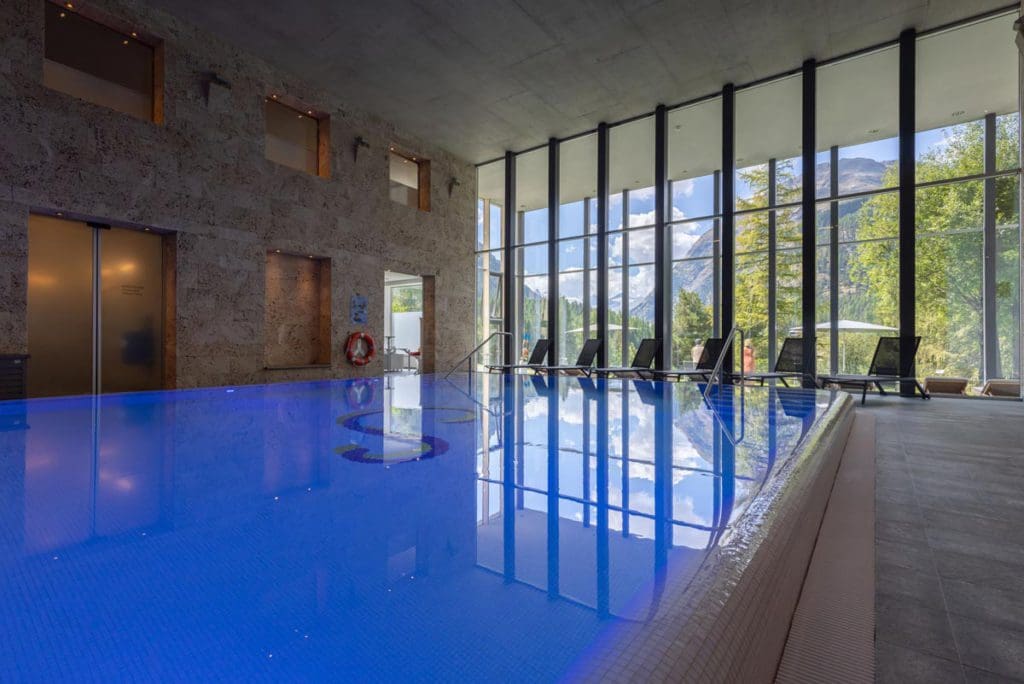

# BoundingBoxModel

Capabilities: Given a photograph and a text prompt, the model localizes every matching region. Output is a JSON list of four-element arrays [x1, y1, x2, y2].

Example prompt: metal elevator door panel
[[27, 215, 95, 398], [99, 227, 164, 394]]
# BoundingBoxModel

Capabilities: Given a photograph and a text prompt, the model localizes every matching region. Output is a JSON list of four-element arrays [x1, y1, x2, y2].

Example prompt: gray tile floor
[[868, 395, 1024, 683]]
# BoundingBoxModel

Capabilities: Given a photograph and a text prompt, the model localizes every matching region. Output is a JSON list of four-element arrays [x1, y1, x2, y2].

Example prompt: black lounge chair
[[654, 337, 724, 382], [817, 336, 929, 404], [487, 338, 550, 374], [593, 338, 661, 379], [545, 338, 602, 377], [746, 337, 805, 387]]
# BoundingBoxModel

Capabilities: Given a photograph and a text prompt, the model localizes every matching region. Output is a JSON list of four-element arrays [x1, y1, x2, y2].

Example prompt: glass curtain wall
[[914, 15, 1021, 392], [557, 134, 599, 365], [475, 8, 1022, 398], [734, 75, 803, 373], [608, 117, 657, 367], [514, 149, 550, 363], [816, 46, 901, 376], [668, 98, 722, 368], [475, 161, 506, 368]]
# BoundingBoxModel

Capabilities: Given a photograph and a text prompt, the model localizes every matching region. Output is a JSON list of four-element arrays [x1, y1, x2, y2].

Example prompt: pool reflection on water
[[0, 374, 834, 681]]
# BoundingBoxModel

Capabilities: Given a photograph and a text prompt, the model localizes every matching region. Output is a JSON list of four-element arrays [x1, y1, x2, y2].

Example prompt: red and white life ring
[[345, 332, 377, 367]]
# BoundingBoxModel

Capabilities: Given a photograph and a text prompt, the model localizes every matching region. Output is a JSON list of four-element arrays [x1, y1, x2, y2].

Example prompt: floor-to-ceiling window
[[557, 134, 599, 365], [668, 97, 722, 368], [816, 46, 901, 376], [608, 117, 656, 367], [734, 74, 803, 373], [473, 8, 1022, 398], [475, 160, 505, 368], [514, 149, 550, 362], [914, 15, 1021, 392]]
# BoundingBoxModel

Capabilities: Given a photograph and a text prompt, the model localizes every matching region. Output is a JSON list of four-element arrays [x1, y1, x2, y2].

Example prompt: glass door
[[27, 215, 94, 398], [100, 227, 164, 393], [27, 215, 165, 398]]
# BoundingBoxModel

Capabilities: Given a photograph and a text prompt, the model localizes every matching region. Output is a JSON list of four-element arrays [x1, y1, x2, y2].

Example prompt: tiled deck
[[868, 395, 1024, 683]]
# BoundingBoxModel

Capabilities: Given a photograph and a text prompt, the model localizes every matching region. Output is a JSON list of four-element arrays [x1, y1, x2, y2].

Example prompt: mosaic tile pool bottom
[[0, 373, 841, 681]]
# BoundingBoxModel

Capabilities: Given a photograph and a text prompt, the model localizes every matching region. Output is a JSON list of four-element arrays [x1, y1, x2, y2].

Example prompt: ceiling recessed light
[[131, 32, 138, 38], [307, 110, 313, 115], [59, 11, 66, 18], [122, 40, 128, 46], [65, 2, 73, 8], [271, 94, 278, 99]]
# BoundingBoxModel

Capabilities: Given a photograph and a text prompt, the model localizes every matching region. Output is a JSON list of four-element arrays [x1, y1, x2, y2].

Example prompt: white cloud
[[673, 178, 696, 198]]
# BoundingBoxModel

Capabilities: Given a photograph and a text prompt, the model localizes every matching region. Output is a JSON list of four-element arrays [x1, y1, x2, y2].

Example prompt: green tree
[[733, 160, 803, 371], [391, 286, 422, 313], [850, 118, 1020, 383], [672, 289, 713, 367]]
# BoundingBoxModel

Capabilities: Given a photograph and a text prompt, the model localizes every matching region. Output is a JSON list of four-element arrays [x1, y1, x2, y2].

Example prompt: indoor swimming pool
[[0, 374, 852, 681]]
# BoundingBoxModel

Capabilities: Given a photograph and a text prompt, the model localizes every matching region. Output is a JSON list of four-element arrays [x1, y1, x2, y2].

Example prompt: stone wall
[[0, 0, 476, 388], [264, 252, 330, 369]]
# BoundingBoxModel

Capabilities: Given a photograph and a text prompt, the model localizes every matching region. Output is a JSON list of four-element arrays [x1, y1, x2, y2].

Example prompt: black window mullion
[[548, 138, 559, 367], [621, 190, 630, 364], [983, 112, 999, 380], [801, 59, 817, 387], [829, 145, 840, 374], [722, 85, 736, 374], [898, 29, 916, 395], [503, 152, 515, 365], [654, 105, 670, 370], [597, 124, 610, 368], [583, 197, 592, 354], [713, 170, 722, 337]]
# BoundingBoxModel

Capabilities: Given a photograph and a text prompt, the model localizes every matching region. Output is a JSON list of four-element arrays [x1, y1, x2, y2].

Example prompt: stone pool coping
[[580, 389, 856, 682]]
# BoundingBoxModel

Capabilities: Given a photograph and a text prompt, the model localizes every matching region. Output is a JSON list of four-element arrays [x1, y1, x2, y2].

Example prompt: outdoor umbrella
[[788, 319, 897, 371]]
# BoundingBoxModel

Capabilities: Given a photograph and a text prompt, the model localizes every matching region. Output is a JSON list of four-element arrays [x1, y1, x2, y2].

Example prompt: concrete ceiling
[[489, 12, 1020, 210], [146, 0, 1014, 165]]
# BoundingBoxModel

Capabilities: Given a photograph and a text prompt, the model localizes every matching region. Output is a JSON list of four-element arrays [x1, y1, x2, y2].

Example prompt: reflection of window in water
[[383, 375, 422, 448]]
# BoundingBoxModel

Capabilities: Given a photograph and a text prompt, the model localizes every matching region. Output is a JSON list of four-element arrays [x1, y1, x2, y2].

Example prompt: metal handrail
[[703, 325, 744, 400], [702, 387, 746, 447], [444, 331, 510, 379]]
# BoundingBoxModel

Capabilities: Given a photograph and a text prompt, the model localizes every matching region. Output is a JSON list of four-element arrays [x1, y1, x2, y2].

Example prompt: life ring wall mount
[[345, 331, 377, 367]]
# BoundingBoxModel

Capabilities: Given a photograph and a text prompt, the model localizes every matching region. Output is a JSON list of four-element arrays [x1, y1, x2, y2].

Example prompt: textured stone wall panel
[[0, 0, 476, 387]]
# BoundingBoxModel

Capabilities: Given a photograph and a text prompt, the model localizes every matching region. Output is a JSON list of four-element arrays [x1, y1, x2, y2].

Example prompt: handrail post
[[445, 331, 511, 379], [704, 325, 744, 400]]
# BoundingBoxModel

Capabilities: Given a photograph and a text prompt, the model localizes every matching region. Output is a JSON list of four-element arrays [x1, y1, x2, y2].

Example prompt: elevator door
[[27, 215, 164, 398]]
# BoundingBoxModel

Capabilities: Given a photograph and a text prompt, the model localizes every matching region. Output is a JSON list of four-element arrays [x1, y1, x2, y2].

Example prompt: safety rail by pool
[[703, 325, 745, 401], [444, 331, 511, 379]]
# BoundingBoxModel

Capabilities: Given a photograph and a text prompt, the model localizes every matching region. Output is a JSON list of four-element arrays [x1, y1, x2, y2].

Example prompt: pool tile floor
[[868, 396, 1024, 683]]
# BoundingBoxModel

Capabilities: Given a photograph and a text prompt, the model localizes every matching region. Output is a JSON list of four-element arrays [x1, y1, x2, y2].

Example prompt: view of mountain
[[519, 157, 892, 325]]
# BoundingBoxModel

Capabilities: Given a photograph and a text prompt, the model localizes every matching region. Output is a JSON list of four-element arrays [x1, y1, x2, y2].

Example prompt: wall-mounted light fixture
[[353, 136, 370, 162], [200, 71, 232, 110], [447, 176, 461, 197]]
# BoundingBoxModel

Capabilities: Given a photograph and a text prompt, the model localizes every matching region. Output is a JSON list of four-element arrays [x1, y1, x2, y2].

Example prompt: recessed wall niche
[[264, 96, 330, 177], [43, 1, 162, 122], [264, 251, 331, 368]]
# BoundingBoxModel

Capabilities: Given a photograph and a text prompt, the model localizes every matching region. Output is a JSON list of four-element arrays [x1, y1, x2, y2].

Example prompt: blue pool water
[[0, 374, 835, 681]]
